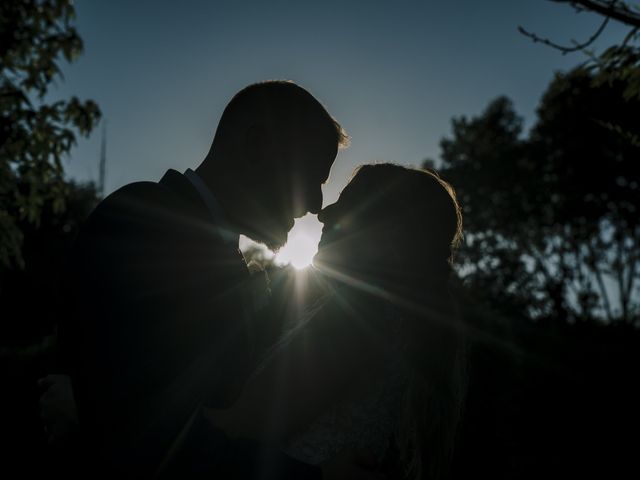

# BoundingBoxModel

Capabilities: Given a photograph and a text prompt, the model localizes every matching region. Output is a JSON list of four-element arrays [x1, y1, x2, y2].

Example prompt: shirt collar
[[184, 168, 238, 245]]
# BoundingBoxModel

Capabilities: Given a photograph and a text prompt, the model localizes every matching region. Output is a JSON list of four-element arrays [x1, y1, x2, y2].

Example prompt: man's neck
[[194, 158, 247, 234]]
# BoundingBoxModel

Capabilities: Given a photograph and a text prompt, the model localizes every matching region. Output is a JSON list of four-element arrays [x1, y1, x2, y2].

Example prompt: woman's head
[[315, 163, 462, 288], [317, 163, 465, 480]]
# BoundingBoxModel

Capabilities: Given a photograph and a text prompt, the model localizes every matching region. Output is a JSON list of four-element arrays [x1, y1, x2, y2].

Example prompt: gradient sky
[[50, 0, 629, 254]]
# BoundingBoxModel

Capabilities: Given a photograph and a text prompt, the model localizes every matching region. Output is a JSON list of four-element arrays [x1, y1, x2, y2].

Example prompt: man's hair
[[213, 80, 349, 152]]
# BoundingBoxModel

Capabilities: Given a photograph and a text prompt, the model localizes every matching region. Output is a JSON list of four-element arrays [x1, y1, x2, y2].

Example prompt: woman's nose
[[318, 203, 336, 224]]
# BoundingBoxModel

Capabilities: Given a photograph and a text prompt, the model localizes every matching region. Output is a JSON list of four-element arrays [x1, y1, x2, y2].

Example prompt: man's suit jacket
[[58, 169, 320, 478]]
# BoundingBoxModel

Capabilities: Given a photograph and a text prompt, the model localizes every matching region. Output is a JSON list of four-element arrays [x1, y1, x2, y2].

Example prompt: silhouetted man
[[58, 81, 350, 478]]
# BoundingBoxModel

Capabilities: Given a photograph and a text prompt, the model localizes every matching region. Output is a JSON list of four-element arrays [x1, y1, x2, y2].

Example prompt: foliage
[[0, 179, 99, 345], [522, 1, 640, 146], [0, 0, 101, 269], [435, 67, 640, 324], [590, 38, 640, 102]]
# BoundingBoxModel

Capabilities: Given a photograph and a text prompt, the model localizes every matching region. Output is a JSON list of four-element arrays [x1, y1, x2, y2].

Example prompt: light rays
[[275, 233, 318, 269], [313, 261, 529, 357], [274, 214, 322, 270]]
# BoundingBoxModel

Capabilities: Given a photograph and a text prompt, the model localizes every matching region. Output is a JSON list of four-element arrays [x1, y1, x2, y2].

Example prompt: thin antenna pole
[[99, 119, 107, 197]]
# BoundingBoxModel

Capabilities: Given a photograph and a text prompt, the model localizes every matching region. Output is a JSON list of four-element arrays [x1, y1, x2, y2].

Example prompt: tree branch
[[623, 229, 639, 321], [615, 232, 628, 322], [623, 254, 637, 320], [620, 26, 640, 48], [529, 246, 568, 318], [552, 0, 640, 29], [587, 242, 614, 321], [518, 16, 610, 54]]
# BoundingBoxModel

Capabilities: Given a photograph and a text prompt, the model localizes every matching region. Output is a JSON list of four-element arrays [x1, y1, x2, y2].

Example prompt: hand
[[321, 449, 386, 480], [38, 374, 79, 447]]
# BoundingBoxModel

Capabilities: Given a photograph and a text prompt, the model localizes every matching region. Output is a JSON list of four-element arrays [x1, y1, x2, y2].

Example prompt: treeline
[[431, 64, 640, 478]]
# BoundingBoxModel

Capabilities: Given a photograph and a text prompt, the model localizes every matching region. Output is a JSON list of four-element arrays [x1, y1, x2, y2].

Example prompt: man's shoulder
[[83, 178, 201, 233], [97, 180, 179, 214], [76, 177, 237, 260]]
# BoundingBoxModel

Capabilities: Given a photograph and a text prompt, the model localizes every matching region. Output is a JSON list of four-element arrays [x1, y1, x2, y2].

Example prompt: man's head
[[198, 80, 348, 250]]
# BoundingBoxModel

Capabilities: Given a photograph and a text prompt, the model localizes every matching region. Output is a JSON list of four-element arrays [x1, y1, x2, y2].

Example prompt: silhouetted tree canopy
[[521, 1, 640, 144], [434, 66, 639, 324], [0, 179, 99, 345], [0, 0, 101, 268]]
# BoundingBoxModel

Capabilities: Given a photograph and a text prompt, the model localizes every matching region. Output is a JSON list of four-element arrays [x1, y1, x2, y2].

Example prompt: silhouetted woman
[[209, 163, 466, 480]]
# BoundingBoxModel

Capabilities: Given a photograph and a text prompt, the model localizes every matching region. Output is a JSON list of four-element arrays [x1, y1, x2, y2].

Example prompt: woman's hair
[[348, 163, 466, 480]]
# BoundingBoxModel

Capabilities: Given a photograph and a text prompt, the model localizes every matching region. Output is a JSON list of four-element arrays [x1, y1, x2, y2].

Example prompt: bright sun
[[275, 233, 318, 269], [239, 215, 322, 270], [275, 215, 322, 269]]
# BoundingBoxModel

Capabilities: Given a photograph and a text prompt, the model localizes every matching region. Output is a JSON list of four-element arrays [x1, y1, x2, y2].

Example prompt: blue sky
[[51, 0, 628, 256]]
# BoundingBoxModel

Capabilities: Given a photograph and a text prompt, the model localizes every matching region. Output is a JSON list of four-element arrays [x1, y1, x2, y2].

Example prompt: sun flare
[[274, 215, 323, 269], [275, 233, 318, 269], [239, 215, 322, 270]]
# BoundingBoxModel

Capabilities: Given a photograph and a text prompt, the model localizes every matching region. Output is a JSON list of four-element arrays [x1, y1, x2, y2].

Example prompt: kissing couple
[[40, 81, 466, 480]]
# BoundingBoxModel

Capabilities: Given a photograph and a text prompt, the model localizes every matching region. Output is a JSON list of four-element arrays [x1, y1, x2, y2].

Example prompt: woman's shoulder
[[304, 289, 408, 367]]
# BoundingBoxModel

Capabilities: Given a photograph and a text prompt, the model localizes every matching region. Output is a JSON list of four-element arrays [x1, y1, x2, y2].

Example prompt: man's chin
[[264, 238, 287, 253]]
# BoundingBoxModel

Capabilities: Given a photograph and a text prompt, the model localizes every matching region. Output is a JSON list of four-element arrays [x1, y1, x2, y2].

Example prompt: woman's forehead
[[341, 172, 369, 197], [335, 176, 381, 218]]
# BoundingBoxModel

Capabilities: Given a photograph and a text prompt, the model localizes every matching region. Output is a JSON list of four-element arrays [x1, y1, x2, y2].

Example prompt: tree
[[520, 1, 640, 145], [0, 0, 101, 269], [0, 179, 100, 344], [435, 65, 640, 478], [435, 67, 640, 324], [520, 1, 640, 54]]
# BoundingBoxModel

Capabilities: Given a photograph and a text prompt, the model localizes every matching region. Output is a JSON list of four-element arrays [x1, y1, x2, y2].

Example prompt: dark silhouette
[[0, 180, 99, 344], [430, 65, 640, 478], [317, 164, 466, 480], [434, 66, 639, 323], [2, 7, 638, 474], [0, 180, 99, 474], [207, 164, 466, 480], [56, 81, 347, 478]]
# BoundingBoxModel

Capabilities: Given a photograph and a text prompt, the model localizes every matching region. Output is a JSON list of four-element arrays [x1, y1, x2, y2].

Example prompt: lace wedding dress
[[256, 293, 411, 466]]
